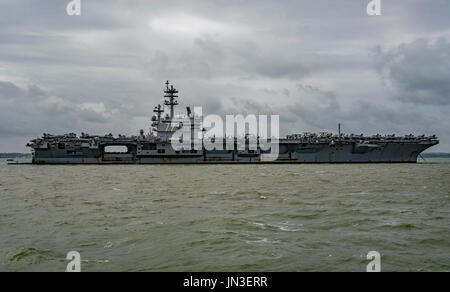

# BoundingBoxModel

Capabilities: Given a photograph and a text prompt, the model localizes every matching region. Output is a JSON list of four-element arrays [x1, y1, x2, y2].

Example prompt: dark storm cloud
[[0, 80, 121, 139], [219, 83, 443, 139], [374, 38, 450, 105], [0, 0, 449, 151], [0, 81, 22, 98]]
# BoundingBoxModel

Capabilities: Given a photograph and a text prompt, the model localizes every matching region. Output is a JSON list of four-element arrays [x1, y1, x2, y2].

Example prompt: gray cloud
[[0, 81, 22, 98], [0, 0, 449, 152], [0, 80, 127, 138], [374, 38, 450, 105]]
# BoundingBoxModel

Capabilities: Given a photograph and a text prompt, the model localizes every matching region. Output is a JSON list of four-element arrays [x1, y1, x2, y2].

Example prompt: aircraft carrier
[[26, 81, 439, 164]]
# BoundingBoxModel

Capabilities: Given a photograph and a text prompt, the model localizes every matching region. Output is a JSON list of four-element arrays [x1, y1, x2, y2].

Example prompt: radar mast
[[164, 80, 178, 119], [153, 104, 164, 122]]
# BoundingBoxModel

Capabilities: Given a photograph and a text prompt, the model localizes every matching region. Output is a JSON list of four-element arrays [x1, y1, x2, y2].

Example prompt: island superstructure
[[26, 81, 439, 164]]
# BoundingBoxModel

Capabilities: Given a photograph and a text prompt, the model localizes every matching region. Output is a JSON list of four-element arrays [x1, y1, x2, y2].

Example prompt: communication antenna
[[164, 80, 179, 119]]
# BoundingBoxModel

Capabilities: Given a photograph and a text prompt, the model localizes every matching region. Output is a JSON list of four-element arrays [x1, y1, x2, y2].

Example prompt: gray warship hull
[[26, 81, 439, 164], [29, 138, 437, 164]]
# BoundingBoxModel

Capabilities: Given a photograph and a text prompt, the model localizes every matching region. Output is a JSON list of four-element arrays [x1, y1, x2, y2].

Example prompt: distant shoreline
[[421, 153, 450, 158], [0, 153, 32, 158]]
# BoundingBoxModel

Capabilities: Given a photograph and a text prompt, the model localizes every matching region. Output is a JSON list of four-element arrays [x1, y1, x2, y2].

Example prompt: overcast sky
[[0, 0, 449, 152]]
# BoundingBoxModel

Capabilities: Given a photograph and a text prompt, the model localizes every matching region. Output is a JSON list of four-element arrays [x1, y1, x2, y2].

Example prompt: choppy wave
[[0, 161, 449, 271]]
